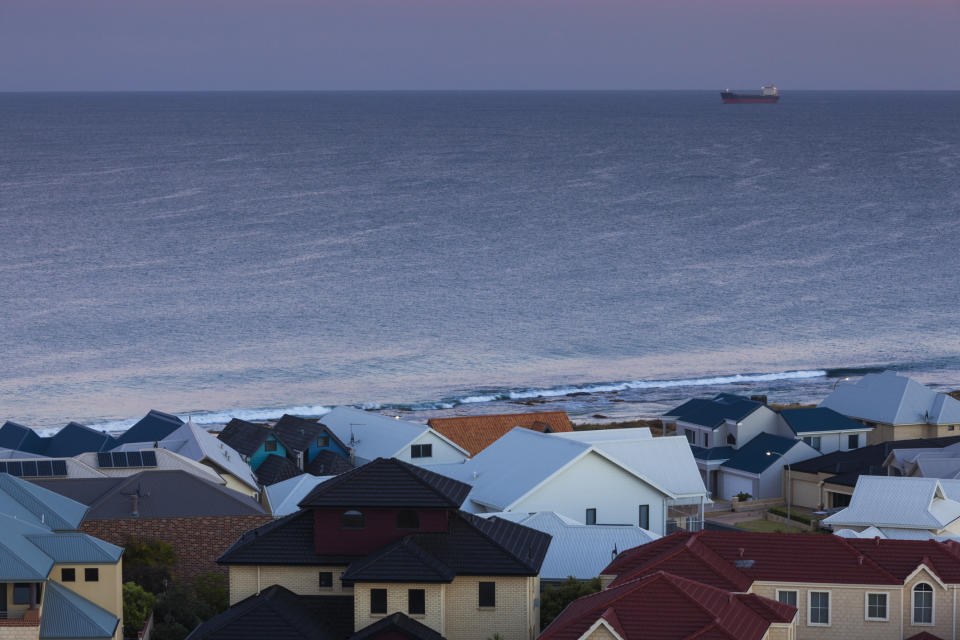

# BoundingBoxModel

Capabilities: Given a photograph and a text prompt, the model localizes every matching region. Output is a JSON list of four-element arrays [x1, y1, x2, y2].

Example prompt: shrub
[[541, 577, 602, 628], [769, 507, 814, 525], [735, 491, 752, 501], [123, 538, 176, 595], [193, 572, 229, 615], [122, 582, 156, 637]]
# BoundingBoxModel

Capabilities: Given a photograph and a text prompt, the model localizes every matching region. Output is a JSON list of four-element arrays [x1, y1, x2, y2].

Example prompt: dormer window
[[264, 439, 278, 452], [317, 434, 330, 447], [727, 434, 736, 446], [411, 444, 432, 458], [396, 510, 419, 529], [342, 509, 365, 529]]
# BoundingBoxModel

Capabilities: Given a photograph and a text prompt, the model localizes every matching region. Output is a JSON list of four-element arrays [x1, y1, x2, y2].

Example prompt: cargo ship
[[721, 85, 779, 104]]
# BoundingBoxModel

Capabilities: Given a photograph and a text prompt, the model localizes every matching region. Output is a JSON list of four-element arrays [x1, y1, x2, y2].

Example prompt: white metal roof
[[429, 427, 707, 512], [478, 511, 659, 580], [820, 371, 960, 426], [159, 420, 259, 491], [553, 428, 653, 442], [823, 476, 960, 530], [264, 474, 334, 517], [319, 406, 467, 461]]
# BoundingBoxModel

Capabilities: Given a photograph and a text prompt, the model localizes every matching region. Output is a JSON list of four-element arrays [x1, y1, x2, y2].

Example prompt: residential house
[[885, 442, 960, 479], [429, 427, 709, 534], [426, 411, 573, 457], [32, 470, 271, 580], [0, 472, 124, 640], [780, 407, 874, 454], [254, 454, 303, 487], [820, 371, 960, 444], [208, 457, 550, 640], [716, 433, 819, 501], [600, 529, 960, 640], [478, 511, 658, 583], [218, 419, 292, 471], [272, 414, 350, 469], [539, 570, 796, 640], [787, 436, 960, 510], [318, 407, 468, 466], [662, 393, 791, 450], [823, 476, 960, 540]]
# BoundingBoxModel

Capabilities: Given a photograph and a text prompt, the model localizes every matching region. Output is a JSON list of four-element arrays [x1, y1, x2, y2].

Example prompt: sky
[[1, 0, 959, 91]]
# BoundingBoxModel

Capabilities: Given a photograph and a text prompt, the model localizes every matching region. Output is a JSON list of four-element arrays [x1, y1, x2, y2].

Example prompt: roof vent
[[472, 471, 479, 480], [738, 547, 745, 558], [875, 536, 881, 546], [857, 555, 864, 565]]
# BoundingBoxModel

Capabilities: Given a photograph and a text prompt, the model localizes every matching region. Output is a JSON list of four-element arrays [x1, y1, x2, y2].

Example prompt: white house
[[820, 371, 960, 444], [662, 393, 792, 450], [478, 510, 659, 582], [779, 407, 873, 454], [428, 427, 709, 535], [318, 406, 468, 466], [823, 475, 960, 539], [884, 441, 960, 479]]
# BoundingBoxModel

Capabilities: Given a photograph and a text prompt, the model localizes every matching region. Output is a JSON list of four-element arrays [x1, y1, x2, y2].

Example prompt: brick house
[[195, 457, 550, 640], [593, 530, 960, 640]]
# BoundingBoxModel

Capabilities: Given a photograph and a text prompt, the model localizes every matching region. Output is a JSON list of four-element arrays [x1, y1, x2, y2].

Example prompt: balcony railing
[[0, 611, 27, 620]]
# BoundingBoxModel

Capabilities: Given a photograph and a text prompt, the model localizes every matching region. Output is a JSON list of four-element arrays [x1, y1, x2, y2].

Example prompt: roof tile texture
[[427, 411, 572, 456]]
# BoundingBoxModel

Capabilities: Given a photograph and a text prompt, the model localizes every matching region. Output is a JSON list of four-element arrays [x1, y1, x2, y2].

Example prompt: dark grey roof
[[113, 410, 183, 447], [663, 394, 763, 429], [32, 470, 265, 519], [256, 455, 303, 486], [722, 433, 801, 475], [44, 423, 116, 458], [186, 585, 353, 640], [305, 450, 355, 476], [0, 421, 46, 454], [780, 407, 871, 435], [299, 458, 472, 509], [343, 511, 550, 582], [218, 509, 358, 566], [218, 419, 278, 457], [690, 446, 735, 462], [351, 612, 445, 640], [273, 415, 348, 454], [790, 435, 960, 486]]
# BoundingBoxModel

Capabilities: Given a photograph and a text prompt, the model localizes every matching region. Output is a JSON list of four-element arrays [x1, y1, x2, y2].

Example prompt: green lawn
[[735, 519, 809, 533]]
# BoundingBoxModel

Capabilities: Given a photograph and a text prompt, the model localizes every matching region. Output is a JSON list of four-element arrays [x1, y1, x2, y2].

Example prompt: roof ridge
[[457, 511, 541, 572], [686, 535, 753, 590], [832, 534, 900, 583], [400, 459, 467, 507]]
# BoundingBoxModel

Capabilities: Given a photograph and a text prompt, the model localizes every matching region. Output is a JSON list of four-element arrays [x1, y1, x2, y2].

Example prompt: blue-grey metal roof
[[690, 446, 735, 462], [112, 410, 184, 447], [663, 394, 763, 429], [44, 423, 116, 458], [0, 513, 55, 580], [25, 533, 123, 564], [780, 407, 871, 435], [39, 580, 119, 640], [0, 421, 47, 454], [0, 473, 87, 530], [721, 433, 801, 474]]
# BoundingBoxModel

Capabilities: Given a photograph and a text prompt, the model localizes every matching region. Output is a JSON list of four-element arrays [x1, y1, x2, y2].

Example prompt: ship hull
[[721, 92, 779, 104]]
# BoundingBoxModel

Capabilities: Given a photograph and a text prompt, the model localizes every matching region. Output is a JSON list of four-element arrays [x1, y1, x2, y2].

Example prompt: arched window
[[727, 434, 736, 446], [342, 510, 365, 529], [396, 510, 419, 529], [913, 583, 933, 624]]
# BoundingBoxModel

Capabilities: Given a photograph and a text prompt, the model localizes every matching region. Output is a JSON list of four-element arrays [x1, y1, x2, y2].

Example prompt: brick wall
[[229, 565, 353, 604], [80, 515, 272, 582], [0, 620, 40, 640], [354, 583, 445, 634]]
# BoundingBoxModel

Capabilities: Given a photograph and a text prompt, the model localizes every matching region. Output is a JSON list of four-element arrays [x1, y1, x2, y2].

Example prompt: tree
[[541, 577, 602, 628], [122, 582, 156, 638], [193, 572, 229, 615], [123, 538, 177, 595]]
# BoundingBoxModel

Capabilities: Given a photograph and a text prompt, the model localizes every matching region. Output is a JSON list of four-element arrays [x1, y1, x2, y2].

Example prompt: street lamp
[[766, 450, 792, 533], [833, 377, 850, 390]]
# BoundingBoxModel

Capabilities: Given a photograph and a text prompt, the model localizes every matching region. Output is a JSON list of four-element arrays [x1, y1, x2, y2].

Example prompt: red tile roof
[[427, 411, 573, 456], [540, 571, 795, 640], [605, 531, 960, 589], [905, 633, 946, 640]]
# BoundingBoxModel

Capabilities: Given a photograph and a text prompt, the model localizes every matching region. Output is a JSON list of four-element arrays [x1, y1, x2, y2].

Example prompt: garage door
[[721, 473, 755, 501]]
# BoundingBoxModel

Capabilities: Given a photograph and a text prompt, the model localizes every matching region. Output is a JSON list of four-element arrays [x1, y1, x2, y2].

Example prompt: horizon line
[[2, 88, 959, 94]]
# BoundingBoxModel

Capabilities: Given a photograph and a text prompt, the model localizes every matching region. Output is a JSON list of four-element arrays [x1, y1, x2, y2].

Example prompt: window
[[727, 434, 736, 446], [865, 592, 888, 621], [396, 510, 420, 529], [776, 590, 797, 607], [61, 568, 76, 582], [478, 582, 496, 608], [411, 444, 432, 458], [804, 436, 822, 451], [370, 589, 387, 614], [318, 572, 333, 589], [702, 432, 708, 447], [685, 430, 695, 444], [264, 439, 278, 452], [848, 434, 860, 449], [585, 508, 597, 525], [317, 434, 330, 447], [638, 505, 650, 530], [85, 568, 99, 582], [950, 425, 957, 431], [808, 591, 830, 626], [830, 492, 852, 508], [913, 583, 933, 624], [342, 509, 365, 529], [408, 589, 425, 615], [12, 583, 30, 605]]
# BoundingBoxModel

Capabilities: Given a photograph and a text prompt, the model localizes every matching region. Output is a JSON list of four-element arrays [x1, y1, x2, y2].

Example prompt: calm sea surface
[[1, 91, 959, 430]]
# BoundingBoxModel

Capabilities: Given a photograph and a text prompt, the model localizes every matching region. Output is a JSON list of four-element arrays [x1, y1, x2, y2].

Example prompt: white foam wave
[[183, 404, 333, 426]]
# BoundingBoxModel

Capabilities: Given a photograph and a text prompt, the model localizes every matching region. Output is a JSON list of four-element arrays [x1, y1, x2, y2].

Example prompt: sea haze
[[1, 91, 959, 429]]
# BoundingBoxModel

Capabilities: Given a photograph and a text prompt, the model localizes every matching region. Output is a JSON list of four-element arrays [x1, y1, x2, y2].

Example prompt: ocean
[[1, 91, 959, 432]]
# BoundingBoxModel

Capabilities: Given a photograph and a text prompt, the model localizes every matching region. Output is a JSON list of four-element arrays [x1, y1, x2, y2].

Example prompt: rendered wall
[[391, 432, 468, 466], [50, 561, 123, 635]]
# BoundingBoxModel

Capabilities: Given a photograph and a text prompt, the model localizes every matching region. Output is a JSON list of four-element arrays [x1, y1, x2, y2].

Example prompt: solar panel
[[7, 461, 22, 476], [0, 462, 7, 474], [141, 450, 157, 467], [126, 451, 143, 467], [20, 461, 38, 477], [37, 460, 53, 476], [111, 452, 127, 467], [51, 460, 67, 476], [97, 452, 113, 468]]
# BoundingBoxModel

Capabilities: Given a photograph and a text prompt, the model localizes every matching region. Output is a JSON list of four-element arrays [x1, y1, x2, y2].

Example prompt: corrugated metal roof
[[319, 407, 437, 461], [25, 532, 123, 563], [663, 394, 763, 429], [264, 474, 334, 517], [39, 580, 119, 639], [0, 513, 55, 580], [780, 407, 872, 434], [167, 420, 259, 491], [821, 371, 960, 426], [721, 433, 810, 475], [112, 410, 183, 447], [823, 476, 960, 530], [0, 473, 87, 530], [479, 511, 659, 580]]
